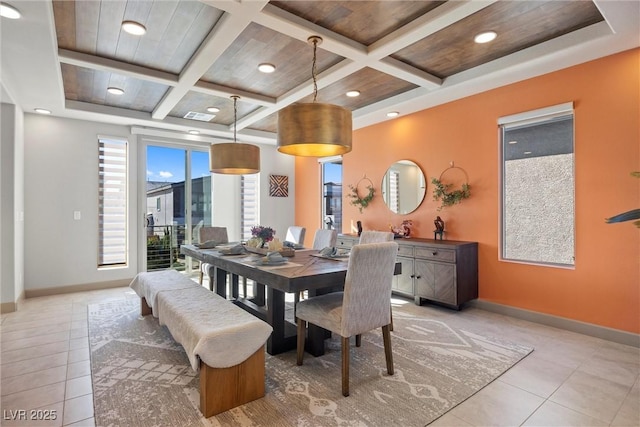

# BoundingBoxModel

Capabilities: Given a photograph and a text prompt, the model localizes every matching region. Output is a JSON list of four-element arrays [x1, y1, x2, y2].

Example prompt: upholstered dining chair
[[312, 228, 338, 250], [296, 241, 399, 397], [285, 226, 306, 247], [357, 229, 396, 330], [294, 228, 339, 309], [198, 227, 229, 285], [358, 230, 394, 244]]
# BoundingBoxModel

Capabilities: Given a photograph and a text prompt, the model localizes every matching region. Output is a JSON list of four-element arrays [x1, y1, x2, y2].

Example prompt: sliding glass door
[[144, 144, 210, 273]]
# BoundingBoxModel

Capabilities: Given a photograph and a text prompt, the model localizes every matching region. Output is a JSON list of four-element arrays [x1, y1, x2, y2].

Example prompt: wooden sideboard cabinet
[[337, 234, 478, 310]]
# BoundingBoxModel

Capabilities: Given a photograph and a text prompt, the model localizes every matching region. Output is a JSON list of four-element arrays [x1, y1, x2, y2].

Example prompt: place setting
[[310, 246, 351, 261]]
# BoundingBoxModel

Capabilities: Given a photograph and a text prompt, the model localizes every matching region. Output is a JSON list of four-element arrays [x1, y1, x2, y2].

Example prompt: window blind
[[98, 137, 127, 266], [241, 174, 258, 241]]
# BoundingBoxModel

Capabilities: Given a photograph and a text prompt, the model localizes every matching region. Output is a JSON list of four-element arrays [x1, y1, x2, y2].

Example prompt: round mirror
[[381, 160, 426, 214]]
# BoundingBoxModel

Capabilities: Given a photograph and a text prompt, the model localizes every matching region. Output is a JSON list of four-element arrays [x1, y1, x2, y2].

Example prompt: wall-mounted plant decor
[[432, 163, 471, 211], [348, 176, 375, 213]]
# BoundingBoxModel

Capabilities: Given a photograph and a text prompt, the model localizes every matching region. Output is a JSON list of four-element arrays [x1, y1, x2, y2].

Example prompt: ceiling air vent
[[184, 111, 215, 121]]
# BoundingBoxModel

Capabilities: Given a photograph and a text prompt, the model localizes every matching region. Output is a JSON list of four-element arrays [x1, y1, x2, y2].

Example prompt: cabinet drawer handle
[[432, 251, 438, 256], [410, 274, 415, 278], [416, 275, 422, 279]]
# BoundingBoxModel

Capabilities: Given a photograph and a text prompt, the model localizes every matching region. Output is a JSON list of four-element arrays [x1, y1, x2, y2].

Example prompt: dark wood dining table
[[181, 244, 358, 356]]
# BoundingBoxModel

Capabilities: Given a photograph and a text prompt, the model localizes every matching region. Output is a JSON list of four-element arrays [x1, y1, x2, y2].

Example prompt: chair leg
[[342, 336, 350, 397], [382, 325, 394, 376], [390, 307, 394, 332], [198, 270, 203, 285], [296, 319, 306, 366], [242, 277, 247, 298], [355, 334, 361, 347]]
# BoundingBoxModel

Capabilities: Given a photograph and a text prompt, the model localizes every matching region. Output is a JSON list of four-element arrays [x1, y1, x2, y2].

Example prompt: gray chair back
[[341, 241, 398, 337], [285, 226, 306, 246], [199, 226, 228, 244], [312, 229, 337, 250], [358, 230, 394, 244]]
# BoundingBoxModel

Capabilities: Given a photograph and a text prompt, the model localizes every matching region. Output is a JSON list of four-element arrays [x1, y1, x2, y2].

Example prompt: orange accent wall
[[296, 48, 640, 334]]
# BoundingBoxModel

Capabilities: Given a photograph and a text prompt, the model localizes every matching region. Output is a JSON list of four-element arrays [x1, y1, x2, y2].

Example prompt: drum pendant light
[[209, 96, 260, 174], [277, 36, 352, 157]]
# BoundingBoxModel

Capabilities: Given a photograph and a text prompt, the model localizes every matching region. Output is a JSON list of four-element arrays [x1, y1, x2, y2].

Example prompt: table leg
[[231, 274, 239, 299], [214, 268, 228, 298], [254, 283, 265, 306], [265, 287, 295, 355]]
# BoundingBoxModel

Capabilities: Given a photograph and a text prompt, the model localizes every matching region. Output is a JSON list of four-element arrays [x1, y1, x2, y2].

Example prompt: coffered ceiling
[[1, 1, 638, 145]]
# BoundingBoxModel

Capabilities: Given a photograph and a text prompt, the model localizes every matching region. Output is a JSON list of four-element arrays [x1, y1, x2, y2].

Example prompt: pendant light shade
[[209, 96, 260, 174], [209, 142, 260, 174], [277, 103, 352, 156], [277, 36, 352, 157]]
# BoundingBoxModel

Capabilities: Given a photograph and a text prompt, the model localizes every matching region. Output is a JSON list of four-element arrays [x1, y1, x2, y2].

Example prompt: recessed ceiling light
[[122, 20, 146, 36], [346, 90, 360, 97], [387, 111, 399, 118], [258, 63, 276, 73], [523, 151, 532, 155], [188, 130, 200, 135], [107, 87, 125, 95], [508, 141, 518, 144], [0, 3, 21, 19], [206, 107, 220, 113], [474, 31, 497, 44], [34, 108, 51, 115]]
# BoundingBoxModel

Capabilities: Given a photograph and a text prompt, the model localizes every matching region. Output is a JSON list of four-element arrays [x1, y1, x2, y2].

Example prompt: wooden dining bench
[[157, 285, 272, 417], [129, 270, 273, 417], [129, 269, 199, 317]]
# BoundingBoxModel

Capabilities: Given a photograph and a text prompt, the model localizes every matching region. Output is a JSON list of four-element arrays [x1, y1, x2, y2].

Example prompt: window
[[241, 174, 259, 241], [320, 157, 342, 231], [98, 137, 128, 267], [156, 197, 161, 212], [499, 103, 575, 267]]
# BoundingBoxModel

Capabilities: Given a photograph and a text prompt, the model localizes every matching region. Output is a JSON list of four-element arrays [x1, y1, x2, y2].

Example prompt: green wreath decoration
[[348, 177, 375, 213], [431, 165, 471, 211]]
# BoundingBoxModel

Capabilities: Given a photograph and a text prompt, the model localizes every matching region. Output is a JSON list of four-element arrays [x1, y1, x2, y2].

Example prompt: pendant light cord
[[231, 95, 239, 143], [311, 38, 318, 102]]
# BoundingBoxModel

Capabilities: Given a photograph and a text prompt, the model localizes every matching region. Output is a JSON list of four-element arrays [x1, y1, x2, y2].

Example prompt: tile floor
[[1, 285, 638, 427]]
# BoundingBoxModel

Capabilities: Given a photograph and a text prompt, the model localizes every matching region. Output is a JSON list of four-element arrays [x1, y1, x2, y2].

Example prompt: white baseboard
[[468, 299, 639, 348], [24, 279, 133, 299]]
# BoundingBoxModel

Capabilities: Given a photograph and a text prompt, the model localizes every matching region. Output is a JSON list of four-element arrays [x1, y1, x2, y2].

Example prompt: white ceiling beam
[[234, 59, 361, 130], [58, 49, 179, 86], [368, 1, 498, 57], [151, 0, 270, 120], [192, 81, 276, 107]]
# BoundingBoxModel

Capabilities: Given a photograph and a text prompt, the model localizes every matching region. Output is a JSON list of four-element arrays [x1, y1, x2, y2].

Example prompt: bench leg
[[199, 347, 265, 417], [140, 298, 152, 316]]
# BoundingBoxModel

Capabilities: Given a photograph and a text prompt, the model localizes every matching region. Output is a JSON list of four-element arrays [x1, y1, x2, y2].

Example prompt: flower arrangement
[[431, 177, 471, 211], [250, 225, 275, 248], [347, 182, 375, 213]]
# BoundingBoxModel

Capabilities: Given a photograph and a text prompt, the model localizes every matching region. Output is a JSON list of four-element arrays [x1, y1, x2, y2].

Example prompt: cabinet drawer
[[337, 237, 356, 248], [397, 244, 414, 257], [415, 247, 456, 263]]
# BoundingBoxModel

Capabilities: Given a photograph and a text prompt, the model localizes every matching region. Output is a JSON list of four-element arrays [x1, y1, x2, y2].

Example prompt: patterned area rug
[[88, 298, 533, 427]]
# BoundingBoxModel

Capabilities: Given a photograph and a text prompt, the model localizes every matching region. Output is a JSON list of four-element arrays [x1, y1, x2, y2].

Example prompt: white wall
[[256, 146, 296, 242], [1, 102, 25, 305], [211, 144, 295, 242], [23, 116, 295, 290], [23, 114, 139, 290]]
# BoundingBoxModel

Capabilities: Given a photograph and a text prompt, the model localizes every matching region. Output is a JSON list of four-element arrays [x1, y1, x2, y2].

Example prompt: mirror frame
[[381, 160, 426, 215]]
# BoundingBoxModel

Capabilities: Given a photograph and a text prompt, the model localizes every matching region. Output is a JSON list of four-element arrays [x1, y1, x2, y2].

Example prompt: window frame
[[498, 102, 576, 268]]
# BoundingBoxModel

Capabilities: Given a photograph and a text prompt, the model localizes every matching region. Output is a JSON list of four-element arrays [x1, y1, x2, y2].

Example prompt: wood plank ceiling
[[52, 0, 603, 135]]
